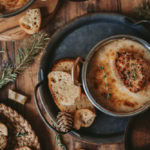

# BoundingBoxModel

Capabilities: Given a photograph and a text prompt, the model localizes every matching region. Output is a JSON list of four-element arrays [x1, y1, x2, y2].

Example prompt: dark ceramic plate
[[35, 13, 150, 144], [125, 109, 150, 150]]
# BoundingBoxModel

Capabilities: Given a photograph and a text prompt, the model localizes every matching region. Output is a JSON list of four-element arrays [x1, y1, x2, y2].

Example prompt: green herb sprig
[[0, 32, 49, 89]]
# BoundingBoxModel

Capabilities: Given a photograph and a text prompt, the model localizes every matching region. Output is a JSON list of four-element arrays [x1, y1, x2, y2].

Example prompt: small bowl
[[0, 0, 35, 18], [81, 34, 150, 117]]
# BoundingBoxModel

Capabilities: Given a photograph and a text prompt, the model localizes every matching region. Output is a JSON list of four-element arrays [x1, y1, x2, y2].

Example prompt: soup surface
[[87, 38, 150, 113], [0, 0, 28, 13]]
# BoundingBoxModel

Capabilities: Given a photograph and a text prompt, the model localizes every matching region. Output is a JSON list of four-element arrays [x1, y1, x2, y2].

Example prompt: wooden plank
[[0, 0, 59, 41], [120, 0, 144, 14]]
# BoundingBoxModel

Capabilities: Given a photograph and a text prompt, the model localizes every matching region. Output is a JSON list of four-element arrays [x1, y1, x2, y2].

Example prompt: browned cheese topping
[[115, 51, 148, 93]]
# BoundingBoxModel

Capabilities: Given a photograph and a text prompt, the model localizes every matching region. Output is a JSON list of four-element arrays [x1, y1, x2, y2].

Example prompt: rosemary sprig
[[0, 32, 49, 89], [135, 0, 150, 19], [0, 66, 17, 88]]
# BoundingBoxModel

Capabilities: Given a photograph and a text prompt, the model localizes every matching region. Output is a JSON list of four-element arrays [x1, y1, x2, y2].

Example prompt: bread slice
[[76, 94, 95, 113], [73, 109, 96, 130], [15, 146, 31, 150], [52, 58, 80, 78], [52, 58, 74, 73], [19, 8, 41, 34], [50, 91, 95, 113], [48, 71, 81, 106]]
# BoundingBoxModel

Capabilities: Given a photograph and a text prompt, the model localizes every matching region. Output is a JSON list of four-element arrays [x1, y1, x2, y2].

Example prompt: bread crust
[[48, 58, 95, 114], [73, 108, 96, 130], [52, 58, 75, 71], [48, 71, 82, 107], [19, 8, 41, 34]]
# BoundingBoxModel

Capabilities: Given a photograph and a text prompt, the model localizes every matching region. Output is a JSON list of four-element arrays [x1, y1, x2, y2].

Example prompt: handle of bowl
[[134, 20, 150, 25], [134, 20, 150, 31], [71, 57, 83, 86], [34, 81, 62, 134]]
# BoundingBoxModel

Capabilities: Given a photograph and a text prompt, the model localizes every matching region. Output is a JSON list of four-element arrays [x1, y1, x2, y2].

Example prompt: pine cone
[[57, 112, 73, 133]]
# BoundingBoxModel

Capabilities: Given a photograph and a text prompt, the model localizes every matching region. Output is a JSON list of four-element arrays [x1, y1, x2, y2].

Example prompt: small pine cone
[[57, 112, 73, 133]]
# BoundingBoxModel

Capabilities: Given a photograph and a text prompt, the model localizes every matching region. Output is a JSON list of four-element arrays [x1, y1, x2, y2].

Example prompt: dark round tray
[[35, 13, 150, 144]]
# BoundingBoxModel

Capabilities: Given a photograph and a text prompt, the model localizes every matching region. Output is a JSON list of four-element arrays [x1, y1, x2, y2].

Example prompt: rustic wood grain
[[0, 0, 144, 149], [0, 0, 59, 41], [120, 0, 144, 14]]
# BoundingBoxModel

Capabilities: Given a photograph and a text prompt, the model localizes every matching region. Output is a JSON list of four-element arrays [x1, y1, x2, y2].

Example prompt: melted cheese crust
[[87, 39, 150, 113]]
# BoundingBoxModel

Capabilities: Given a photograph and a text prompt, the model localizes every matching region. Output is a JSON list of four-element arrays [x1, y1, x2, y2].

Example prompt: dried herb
[[132, 73, 137, 81], [16, 132, 27, 137], [104, 74, 107, 78], [130, 63, 137, 81], [100, 66, 111, 100], [100, 66, 104, 70], [107, 92, 111, 100], [135, 0, 150, 19], [0, 32, 49, 89]]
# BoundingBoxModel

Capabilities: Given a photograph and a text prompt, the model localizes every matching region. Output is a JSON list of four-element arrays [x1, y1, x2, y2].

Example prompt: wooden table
[[0, 0, 145, 149]]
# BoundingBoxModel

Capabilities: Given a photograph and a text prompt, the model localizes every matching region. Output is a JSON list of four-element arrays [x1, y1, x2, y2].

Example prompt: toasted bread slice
[[48, 71, 81, 106], [73, 109, 96, 130], [15, 146, 31, 150], [50, 58, 95, 112], [50, 92, 95, 113], [19, 8, 41, 34], [52, 58, 80, 78], [52, 58, 74, 73], [76, 94, 95, 112]]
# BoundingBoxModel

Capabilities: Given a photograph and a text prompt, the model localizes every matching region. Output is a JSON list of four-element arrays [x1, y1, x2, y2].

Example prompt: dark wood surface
[[0, 0, 145, 149], [0, 0, 59, 41]]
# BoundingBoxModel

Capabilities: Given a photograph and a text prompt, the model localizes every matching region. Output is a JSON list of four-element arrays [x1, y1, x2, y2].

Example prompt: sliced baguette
[[76, 94, 95, 113], [52, 58, 80, 79], [52, 58, 75, 73], [73, 109, 96, 130], [48, 71, 81, 106], [19, 9, 41, 34], [50, 92, 95, 113]]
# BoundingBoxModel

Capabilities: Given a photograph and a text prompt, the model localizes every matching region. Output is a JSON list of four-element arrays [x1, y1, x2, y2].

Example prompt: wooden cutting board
[[0, 0, 59, 41]]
